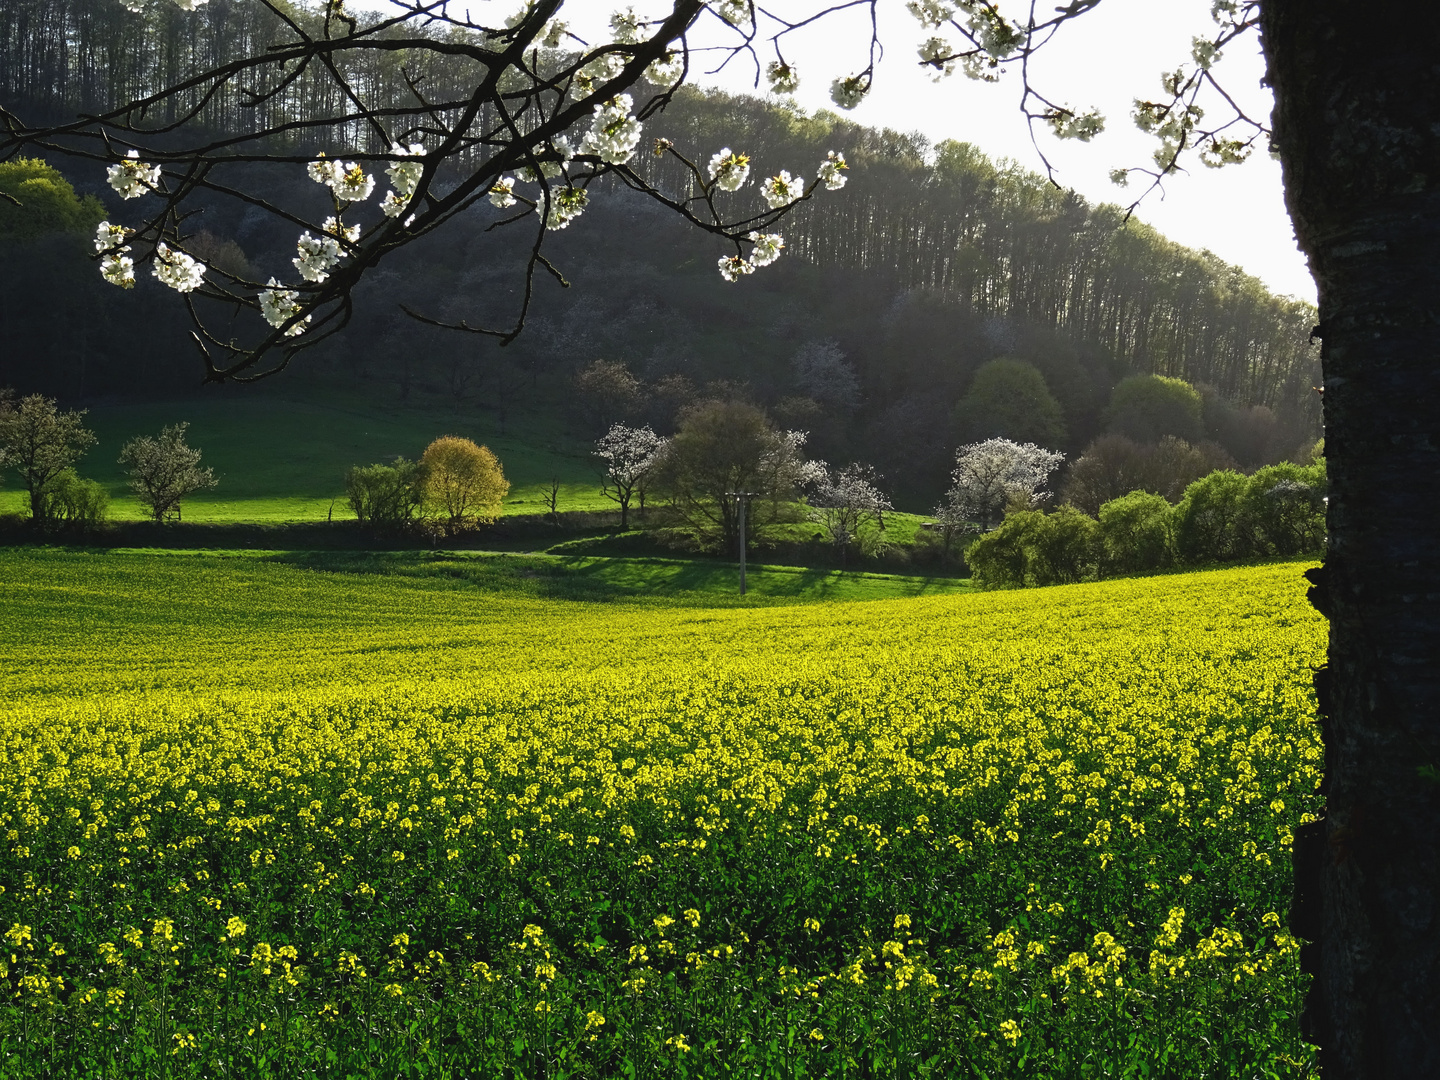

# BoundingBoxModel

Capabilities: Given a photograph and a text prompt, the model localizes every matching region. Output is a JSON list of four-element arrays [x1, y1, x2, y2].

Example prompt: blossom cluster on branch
[[33, 0, 1264, 381]]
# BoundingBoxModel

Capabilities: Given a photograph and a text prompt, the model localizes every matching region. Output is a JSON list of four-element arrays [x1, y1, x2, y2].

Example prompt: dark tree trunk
[[1262, 3, 1440, 1075]]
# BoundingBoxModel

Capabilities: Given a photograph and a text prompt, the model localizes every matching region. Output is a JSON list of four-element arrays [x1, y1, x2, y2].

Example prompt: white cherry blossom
[[766, 61, 800, 95], [580, 95, 643, 165], [609, 7, 645, 44], [717, 254, 754, 282], [152, 243, 205, 293], [106, 151, 161, 199], [544, 187, 588, 230], [308, 156, 374, 202], [817, 150, 848, 191], [259, 279, 309, 336], [713, 0, 749, 28], [747, 231, 784, 267], [905, 0, 955, 28], [918, 36, 956, 80], [332, 162, 375, 202], [489, 177, 518, 208], [645, 52, 685, 88], [94, 221, 131, 253], [707, 148, 751, 192], [829, 75, 869, 110], [577, 52, 625, 93], [323, 217, 360, 243], [101, 250, 135, 289], [293, 231, 343, 282], [760, 170, 803, 208]]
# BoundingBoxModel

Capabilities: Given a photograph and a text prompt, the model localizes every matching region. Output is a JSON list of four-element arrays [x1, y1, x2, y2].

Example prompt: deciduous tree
[[807, 462, 892, 564], [420, 436, 509, 535], [595, 422, 664, 529], [953, 358, 1067, 448], [941, 438, 1064, 533], [0, 392, 96, 524], [651, 398, 818, 551], [118, 422, 217, 522]]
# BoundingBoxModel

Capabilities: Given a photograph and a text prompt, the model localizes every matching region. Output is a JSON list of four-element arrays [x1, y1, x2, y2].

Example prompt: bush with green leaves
[[971, 461, 1325, 589], [39, 468, 109, 529], [1028, 505, 1101, 586], [1243, 461, 1327, 556], [1172, 470, 1254, 565], [344, 458, 428, 532], [1098, 491, 1175, 574], [965, 510, 1046, 588], [967, 507, 1101, 588]]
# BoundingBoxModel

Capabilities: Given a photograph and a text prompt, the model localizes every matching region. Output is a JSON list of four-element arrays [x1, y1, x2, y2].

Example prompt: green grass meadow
[[0, 395, 615, 522]]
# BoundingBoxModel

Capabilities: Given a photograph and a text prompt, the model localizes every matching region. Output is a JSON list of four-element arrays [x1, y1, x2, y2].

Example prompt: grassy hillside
[[0, 551, 1322, 1076], [0, 393, 615, 522]]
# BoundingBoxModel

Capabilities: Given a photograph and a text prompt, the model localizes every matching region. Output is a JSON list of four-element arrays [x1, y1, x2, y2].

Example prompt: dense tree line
[[3, 1, 1318, 433], [640, 96, 1319, 426], [967, 459, 1328, 589]]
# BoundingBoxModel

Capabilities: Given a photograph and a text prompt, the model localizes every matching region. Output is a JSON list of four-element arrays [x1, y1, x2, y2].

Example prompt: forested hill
[[2, 1, 1319, 503]]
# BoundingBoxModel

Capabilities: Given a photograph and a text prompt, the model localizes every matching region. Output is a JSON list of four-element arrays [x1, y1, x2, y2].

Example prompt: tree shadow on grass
[[263, 550, 971, 606]]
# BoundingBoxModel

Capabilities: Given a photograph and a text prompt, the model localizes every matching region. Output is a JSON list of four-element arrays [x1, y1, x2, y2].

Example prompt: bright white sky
[[364, 1, 1316, 302]]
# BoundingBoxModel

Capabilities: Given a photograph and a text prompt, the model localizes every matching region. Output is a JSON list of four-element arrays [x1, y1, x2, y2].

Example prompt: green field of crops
[[0, 550, 1325, 1077]]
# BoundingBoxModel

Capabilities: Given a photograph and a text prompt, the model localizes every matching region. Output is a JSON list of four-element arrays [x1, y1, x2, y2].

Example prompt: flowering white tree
[[595, 421, 666, 528], [117, 422, 218, 523], [807, 461, 892, 563], [938, 437, 1064, 533]]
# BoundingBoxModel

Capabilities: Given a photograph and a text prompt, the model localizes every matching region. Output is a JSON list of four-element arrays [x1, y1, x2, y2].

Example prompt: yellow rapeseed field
[[0, 550, 1325, 1078]]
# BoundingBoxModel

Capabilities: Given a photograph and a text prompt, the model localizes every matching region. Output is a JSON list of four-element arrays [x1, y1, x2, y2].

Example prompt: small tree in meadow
[[345, 458, 427, 532], [421, 436, 509, 536], [595, 423, 664, 530], [119, 422, 217, 522], [808, 463, 892, 565], [0, 391, 97, 525]]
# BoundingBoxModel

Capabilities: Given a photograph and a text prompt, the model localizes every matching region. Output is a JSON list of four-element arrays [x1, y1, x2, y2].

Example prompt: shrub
[[1244, 461, 1326, 556], [965, 510, 1046, 588], [1098, 491, 1174, 574], [1028, 505, 1101, 586], [420, 437, 509, 535], [41, 468, 109, 529], [345, 458, 427, 531], [1173, 470, 1253, 564]]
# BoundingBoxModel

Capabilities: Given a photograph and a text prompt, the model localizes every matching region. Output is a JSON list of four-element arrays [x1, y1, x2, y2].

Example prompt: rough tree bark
[[1262, 3, 1440, 1075]]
